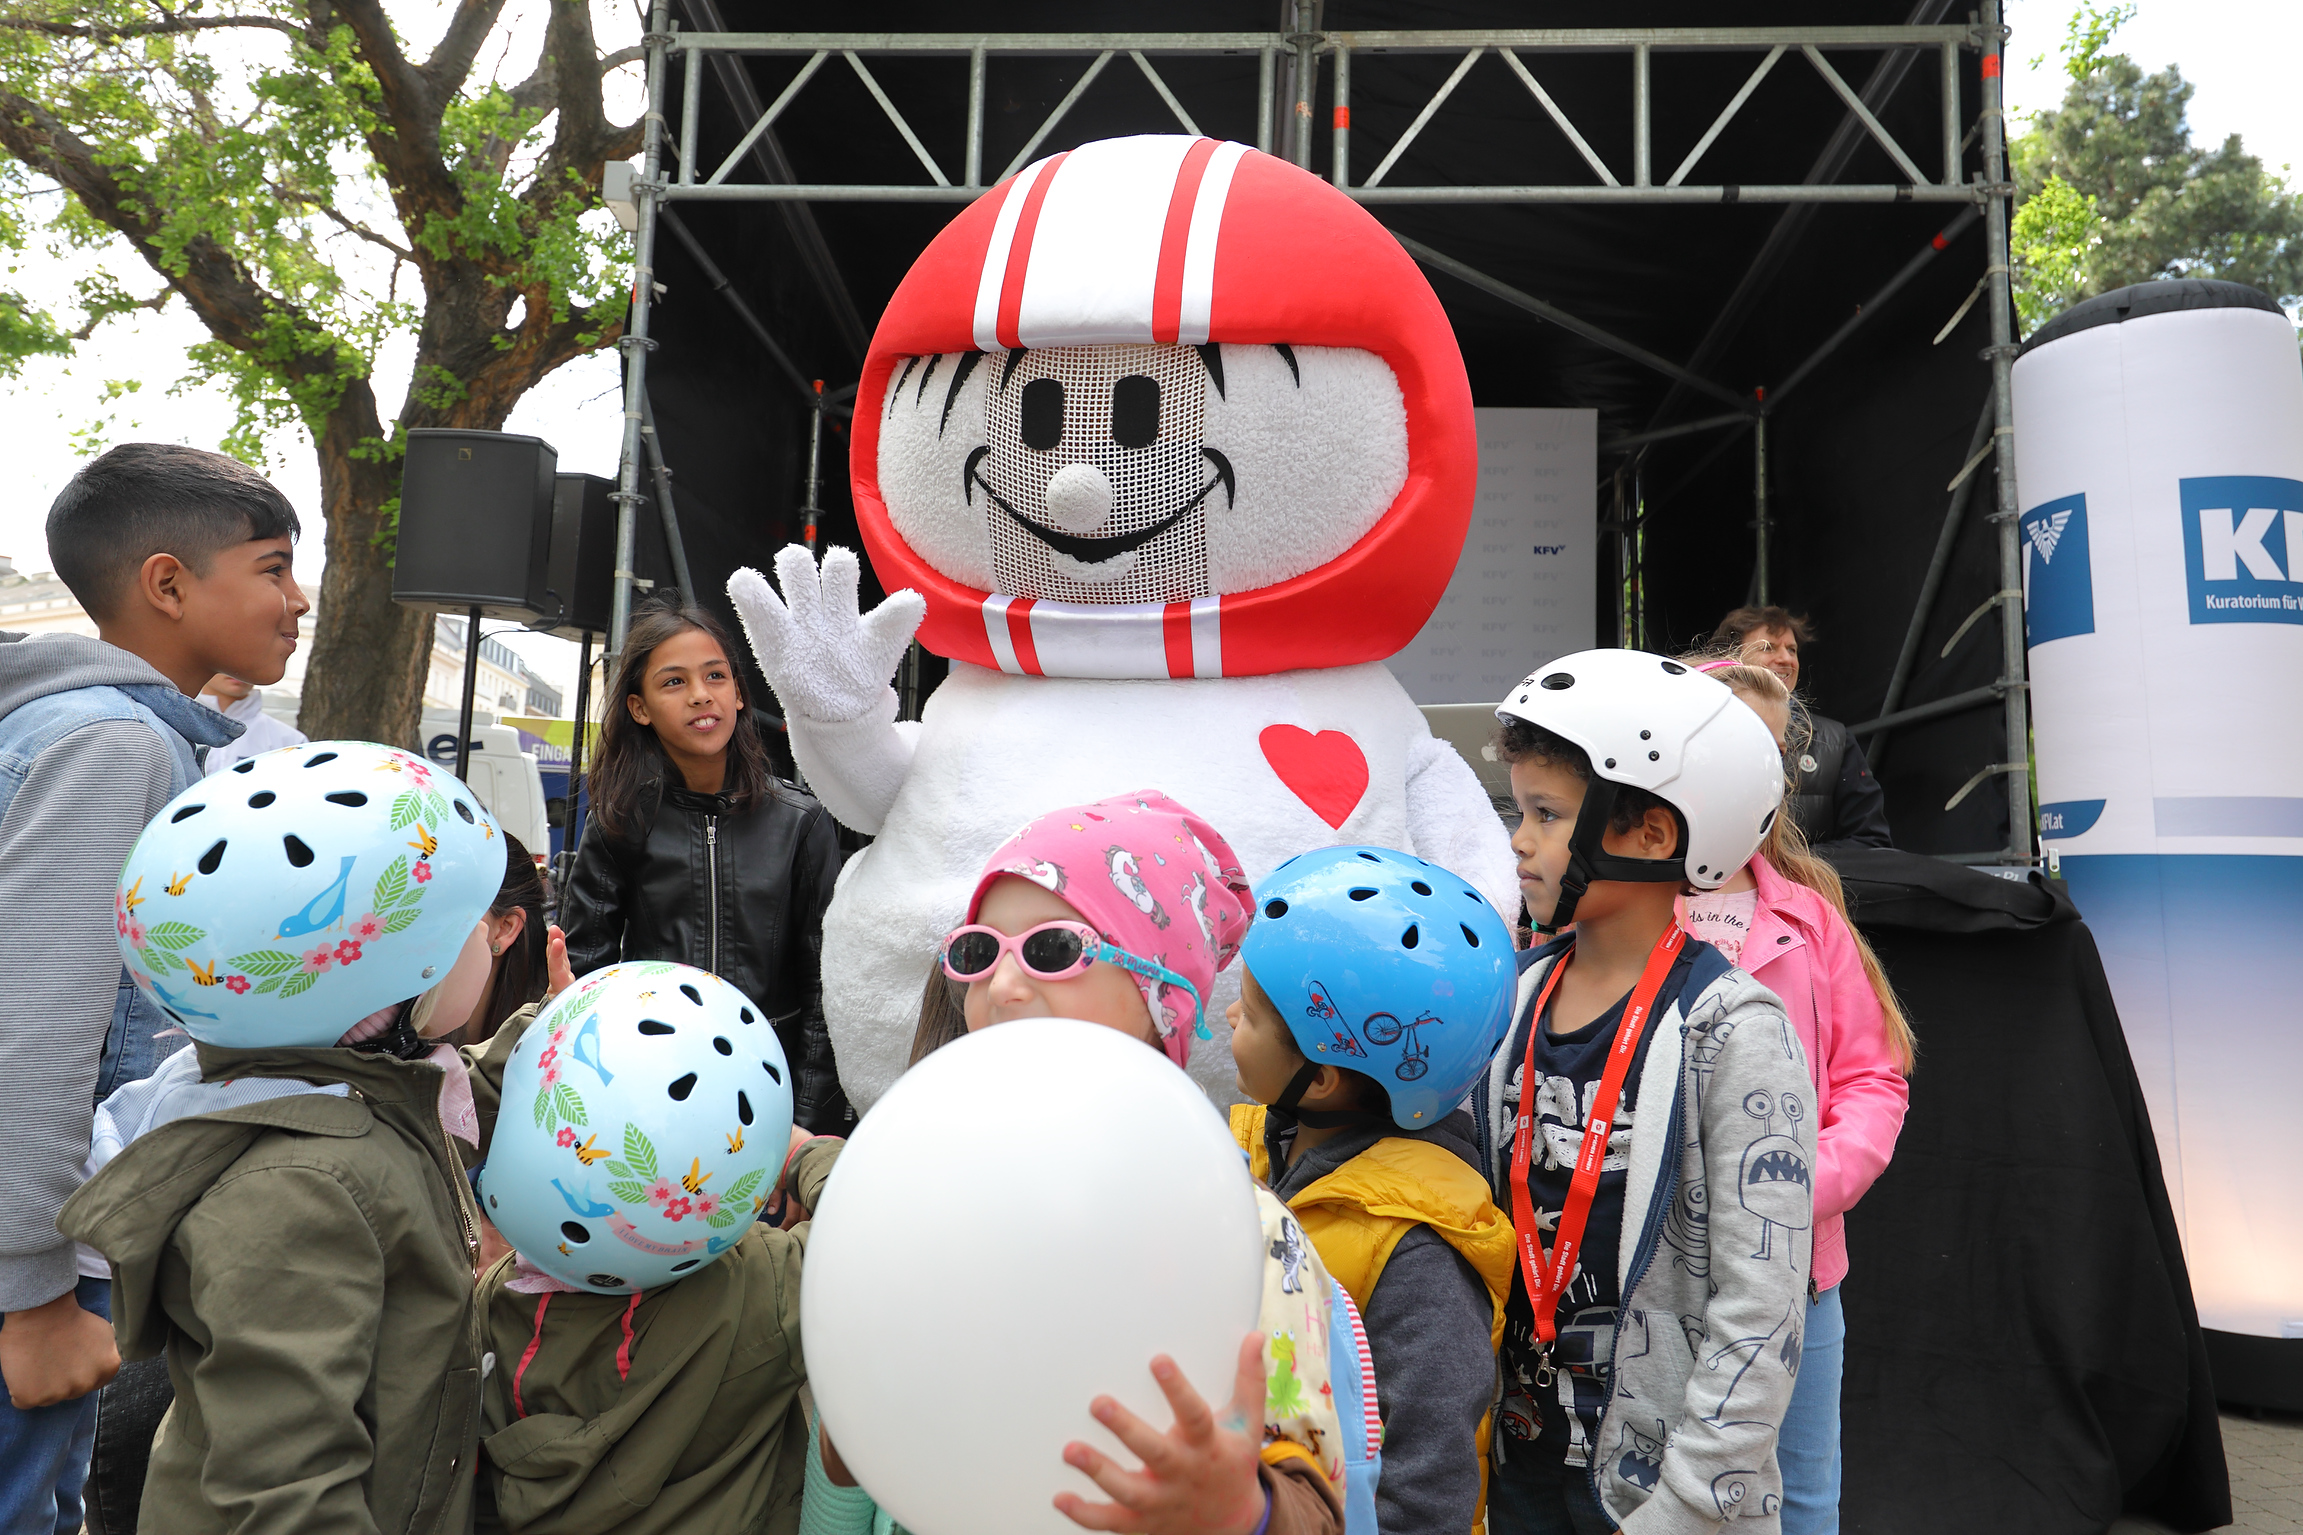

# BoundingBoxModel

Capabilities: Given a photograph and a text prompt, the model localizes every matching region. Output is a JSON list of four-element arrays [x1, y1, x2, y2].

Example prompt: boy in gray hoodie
[[0, 444, 304, 1531], [1479, 650, 1816, 1535]]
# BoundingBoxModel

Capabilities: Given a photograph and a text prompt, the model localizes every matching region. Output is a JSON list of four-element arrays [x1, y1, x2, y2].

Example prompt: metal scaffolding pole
[[1977, 0, 2030, 864], [611, 0, 673, 662], [1752, 415, 1771, 606]]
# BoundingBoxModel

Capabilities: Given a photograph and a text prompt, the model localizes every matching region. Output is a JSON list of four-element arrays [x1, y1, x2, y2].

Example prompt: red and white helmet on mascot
[[852, 133, 1475, 680]]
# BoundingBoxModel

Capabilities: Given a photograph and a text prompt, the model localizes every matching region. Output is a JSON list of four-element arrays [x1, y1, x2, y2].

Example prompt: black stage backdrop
[[639, 0, 2019, 852], [1829, 850, 2231, 1534]]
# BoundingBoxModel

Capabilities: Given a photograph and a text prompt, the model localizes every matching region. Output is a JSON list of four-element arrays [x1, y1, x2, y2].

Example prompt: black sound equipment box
[[392, 429, 558, 619]]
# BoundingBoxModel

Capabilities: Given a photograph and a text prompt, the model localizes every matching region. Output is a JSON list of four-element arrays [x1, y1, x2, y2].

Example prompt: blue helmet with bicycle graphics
[[1242, 846, 1515, 1130], [114, 741, 500, 1047], [479, 961, 793, 1293]]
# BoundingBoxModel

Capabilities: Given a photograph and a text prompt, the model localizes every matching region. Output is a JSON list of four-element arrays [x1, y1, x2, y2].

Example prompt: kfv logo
[[2020, 493, 2093, 645], [2180, 476, 2303, 626]]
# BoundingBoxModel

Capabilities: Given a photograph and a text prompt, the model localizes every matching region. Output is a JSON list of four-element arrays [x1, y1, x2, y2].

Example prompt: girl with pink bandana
[[806, 792, 1359, 1535]]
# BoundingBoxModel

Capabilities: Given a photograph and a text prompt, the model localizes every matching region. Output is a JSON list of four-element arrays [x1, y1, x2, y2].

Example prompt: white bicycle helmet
[[480, 962, 794, 1294], [1494, 648, 1784, 929], [115, 741, 501, 1047]]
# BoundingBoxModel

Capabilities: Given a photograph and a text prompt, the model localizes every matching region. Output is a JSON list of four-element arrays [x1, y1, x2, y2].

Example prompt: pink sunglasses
[[938, 920, 1206, 1025]]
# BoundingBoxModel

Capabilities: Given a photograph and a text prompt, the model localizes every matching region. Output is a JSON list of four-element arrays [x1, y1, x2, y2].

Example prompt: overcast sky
[[0, 0, 2294, 706]]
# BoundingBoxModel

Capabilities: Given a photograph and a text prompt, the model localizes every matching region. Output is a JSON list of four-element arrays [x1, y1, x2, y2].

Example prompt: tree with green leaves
[[2011, 3, 2303, 331], [0, 0, 640, 742]]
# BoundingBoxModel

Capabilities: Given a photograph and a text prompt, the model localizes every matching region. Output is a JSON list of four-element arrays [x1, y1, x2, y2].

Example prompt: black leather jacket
[[560, 775, 853, 1132], [1787, 705, 1895, 852]]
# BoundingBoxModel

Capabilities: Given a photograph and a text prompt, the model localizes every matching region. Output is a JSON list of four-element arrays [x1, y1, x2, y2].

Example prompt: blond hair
[[1682, 650, 1918, 1074]]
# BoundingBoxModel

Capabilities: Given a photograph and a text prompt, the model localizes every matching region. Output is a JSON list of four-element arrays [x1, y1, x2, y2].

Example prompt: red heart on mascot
[[1258, 726, 1369, 831]]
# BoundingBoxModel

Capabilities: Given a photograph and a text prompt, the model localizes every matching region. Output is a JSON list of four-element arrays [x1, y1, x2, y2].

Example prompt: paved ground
[[2112, 1411, 2303, 1535]]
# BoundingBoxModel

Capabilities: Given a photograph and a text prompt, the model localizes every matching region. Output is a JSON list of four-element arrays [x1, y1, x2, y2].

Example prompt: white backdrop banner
[[1386, 407, 1596, 706], [2011, 292, 2303, 1343]]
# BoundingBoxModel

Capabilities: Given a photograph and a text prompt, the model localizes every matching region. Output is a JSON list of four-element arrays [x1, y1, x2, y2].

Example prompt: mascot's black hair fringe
[[914, 353, 941, 406], [1195, 344, 1224, 398], [889, 355, 922, 416], [999, 347, 1028, 392], [1273, 343, 1300, 386], [939, 351, 984, 436]]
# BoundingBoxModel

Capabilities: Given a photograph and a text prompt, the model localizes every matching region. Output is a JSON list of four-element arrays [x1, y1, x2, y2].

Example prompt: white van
[[415, 710, 551, 866]]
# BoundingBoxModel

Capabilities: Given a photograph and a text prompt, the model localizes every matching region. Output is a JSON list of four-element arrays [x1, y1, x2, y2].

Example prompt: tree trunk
[[296, 379, 433, 748]]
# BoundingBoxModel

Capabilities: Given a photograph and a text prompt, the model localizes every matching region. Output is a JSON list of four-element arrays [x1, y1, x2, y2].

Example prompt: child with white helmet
[[458, 959, 833, 1533], [1227, 846, 1521, 1535], [1471, 650, 1817, 1535], [58, 741, 505, 1535]]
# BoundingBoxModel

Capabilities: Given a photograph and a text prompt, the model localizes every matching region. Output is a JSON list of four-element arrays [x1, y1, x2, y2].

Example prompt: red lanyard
[[1509, 924, 1686, 1366]]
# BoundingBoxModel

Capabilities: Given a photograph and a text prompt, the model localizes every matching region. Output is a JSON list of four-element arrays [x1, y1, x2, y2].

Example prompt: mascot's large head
[[853, 134, 1475, 681]]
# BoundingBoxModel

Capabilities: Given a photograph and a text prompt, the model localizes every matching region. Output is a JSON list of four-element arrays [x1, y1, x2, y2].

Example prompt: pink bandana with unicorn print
[[966, 791, 1253, 1068]]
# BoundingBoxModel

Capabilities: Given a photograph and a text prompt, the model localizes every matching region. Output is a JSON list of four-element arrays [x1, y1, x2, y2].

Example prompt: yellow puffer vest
[[1231, 1105, 1518, 1533]]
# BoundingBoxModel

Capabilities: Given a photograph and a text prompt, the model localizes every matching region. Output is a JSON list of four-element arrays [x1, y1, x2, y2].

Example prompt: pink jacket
[[1685, 855, 1910, 1292]]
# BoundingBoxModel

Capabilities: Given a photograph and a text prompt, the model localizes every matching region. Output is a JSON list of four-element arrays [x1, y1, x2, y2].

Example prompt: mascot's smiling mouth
[[966, 446, 1236, 567]]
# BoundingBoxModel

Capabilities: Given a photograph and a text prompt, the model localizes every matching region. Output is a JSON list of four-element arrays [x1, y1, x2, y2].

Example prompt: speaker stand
[[454, 606, 482, 782]]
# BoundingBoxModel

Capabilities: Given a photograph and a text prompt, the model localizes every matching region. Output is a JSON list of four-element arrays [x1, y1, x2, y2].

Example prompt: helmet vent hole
[[488, 1194, 499, 1209], [679, 984, 703, 1006], [1411, 880, 1432, 896], [248, 791, 277, 809], [1604, 758, 1617, 769], [1461, 924, 1482, 948], [762, 1060, 782, 1085], [587, 1273, 625, 1289], [303, 751, 338, 768], [1640, 730, 1653, 740], [1648, 751, 1660, 761], [1356, 851, 1383, 863], [560, 1221, 590, 1244], [1540, 672, 1574, 690], [171, 804, 206, 823], [453, 800, 476, 824], [1263, 899, 1289, 919], [738, 1007, 755, 1025], [1401, 924, 1420, 950], [637, 1019, 674, 1036], [282, 835, 314, 868], [671, 1259, 701, 1273], [231, 759, 256, 774], [1348, 887, 1378, 902], [325, 791, 368, 808], [1759, 808, 1777, 834], [1697, 865, 1709, 876], [667, 1073, 697, 1101], [712, 1037, 732, 1056], [737, 1091, 754, 1125], [1661, 660, 1687, 675], [198, 839, 228, 875], [1463, 889, 1483, 902]]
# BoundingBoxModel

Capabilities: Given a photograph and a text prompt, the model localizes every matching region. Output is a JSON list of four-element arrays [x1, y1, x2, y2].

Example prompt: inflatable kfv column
[[2011, 280, 2303, 1407]]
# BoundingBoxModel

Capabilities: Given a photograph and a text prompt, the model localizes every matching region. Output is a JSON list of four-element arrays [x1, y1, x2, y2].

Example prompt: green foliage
[[2032, 2, 2136, 83], [0, 0, 637, 468], [2011, 174, 2101, 332], [2011, 24, 2303, 324]]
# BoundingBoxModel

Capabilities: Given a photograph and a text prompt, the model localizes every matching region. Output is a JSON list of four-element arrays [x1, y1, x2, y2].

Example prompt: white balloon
[[803, 1018, 1265, 1535]]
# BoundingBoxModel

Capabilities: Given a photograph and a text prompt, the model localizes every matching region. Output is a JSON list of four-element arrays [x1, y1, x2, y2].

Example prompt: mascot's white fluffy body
[[731, 135, 1514, 1109]]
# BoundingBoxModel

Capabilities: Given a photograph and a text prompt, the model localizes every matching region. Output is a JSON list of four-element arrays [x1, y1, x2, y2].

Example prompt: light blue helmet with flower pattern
[[480, 961, 795, 1293], [115, 740, 500, 1047]]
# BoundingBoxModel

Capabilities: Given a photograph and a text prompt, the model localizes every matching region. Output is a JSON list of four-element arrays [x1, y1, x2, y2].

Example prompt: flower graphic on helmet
[[225, 976, 251, 995], [348, 912, 385, 943], [693, 1193, 720, 1218], [648, 1178, 675, 1206], [334, 940, 363, 966], [299, 946, 335, 974], [411, 862, 433, 885], [556, 1127, 578, 1148], [663, 1197, 693, 1222]]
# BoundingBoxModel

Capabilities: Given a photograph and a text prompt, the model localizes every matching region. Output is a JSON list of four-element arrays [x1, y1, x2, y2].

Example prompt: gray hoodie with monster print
[[1473, 940, 1818, 1535]]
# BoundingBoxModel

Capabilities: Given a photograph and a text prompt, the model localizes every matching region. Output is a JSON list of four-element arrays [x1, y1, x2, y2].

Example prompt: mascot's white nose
[[1042, 462, 1114, 534]]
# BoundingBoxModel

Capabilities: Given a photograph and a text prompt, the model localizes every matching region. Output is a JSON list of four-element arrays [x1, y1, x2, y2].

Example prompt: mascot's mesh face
[[878, 341, 1409, 605]]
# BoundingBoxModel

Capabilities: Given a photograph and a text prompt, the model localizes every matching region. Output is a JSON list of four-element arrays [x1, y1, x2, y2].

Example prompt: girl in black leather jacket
[[560, 600, 854, 1132]]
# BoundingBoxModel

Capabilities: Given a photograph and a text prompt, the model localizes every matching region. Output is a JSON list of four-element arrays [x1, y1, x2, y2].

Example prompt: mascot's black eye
[[1111, 375, 1159, 447], [1020, 378, 1064, 450]]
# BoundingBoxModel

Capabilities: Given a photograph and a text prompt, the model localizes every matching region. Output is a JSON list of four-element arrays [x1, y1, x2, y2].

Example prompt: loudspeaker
[[392, 430, 559, 619], [541, 472, 676, 639]]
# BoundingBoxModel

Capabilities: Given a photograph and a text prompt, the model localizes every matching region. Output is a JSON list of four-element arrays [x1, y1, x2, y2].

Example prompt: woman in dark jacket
[[559, 600, 852, 1132]]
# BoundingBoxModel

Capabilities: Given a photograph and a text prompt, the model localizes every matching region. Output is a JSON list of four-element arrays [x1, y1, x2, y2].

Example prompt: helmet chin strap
[[1535, 778, 1690, 935], [1272, 1059, 1385, 1131]]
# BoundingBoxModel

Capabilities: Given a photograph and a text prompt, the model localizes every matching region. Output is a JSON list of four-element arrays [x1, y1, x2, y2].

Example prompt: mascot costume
[[730, 134, 1514, 1108]]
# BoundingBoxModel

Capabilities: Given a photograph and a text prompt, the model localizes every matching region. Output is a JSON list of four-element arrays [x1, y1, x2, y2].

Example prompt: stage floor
[[2115, 1411, 2303, 1535]]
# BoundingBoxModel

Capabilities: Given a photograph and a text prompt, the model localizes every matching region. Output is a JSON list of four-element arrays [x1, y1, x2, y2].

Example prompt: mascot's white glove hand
[[727, 545, 927, 726]]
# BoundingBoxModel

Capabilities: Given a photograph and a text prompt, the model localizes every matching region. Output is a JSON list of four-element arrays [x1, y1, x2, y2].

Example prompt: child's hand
[[1055, 1332, 1269, 1535], [767, 1123, 815, 1227], [543, 925, 575, 999]]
